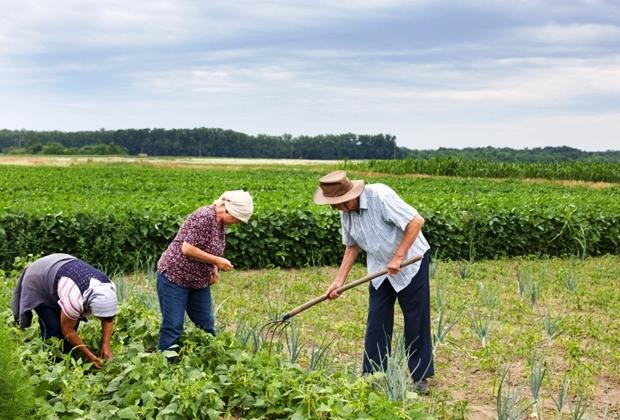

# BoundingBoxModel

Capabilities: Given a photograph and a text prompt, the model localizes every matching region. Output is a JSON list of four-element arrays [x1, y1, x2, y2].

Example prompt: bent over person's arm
[[99, 317, 114, 361], [60, 311, 102, 368]]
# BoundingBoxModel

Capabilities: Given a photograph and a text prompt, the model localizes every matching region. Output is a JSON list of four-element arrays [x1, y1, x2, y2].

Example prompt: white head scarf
[[213, 190, 254, 223], [83, 278, 118, 318]]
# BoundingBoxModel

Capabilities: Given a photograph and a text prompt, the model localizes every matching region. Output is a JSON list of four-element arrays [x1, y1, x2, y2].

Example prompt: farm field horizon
[[1, 156, 619, 419]]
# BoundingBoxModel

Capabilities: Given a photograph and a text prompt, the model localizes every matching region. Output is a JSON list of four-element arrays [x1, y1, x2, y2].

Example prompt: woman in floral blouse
[[156, 190, 253, 352]]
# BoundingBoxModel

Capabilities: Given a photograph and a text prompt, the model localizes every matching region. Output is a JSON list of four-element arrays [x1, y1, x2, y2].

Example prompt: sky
[[1, 0, 619, 151]]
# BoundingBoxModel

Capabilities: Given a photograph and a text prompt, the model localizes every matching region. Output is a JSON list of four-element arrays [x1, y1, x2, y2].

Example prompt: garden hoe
[[259, 254, 424, 345]]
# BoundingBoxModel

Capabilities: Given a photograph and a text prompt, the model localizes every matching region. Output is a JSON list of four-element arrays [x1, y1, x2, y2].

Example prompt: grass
[[116, 254, 620, 419]]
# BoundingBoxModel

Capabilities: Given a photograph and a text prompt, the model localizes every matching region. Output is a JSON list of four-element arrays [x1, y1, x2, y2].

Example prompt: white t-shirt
[[57, 276, 85, 320]]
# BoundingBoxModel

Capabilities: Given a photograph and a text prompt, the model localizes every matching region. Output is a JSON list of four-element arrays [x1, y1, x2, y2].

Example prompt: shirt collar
[[358, 189, 368, 210]]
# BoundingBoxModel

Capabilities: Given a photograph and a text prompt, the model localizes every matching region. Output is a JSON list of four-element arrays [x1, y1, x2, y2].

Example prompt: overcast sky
[[1, 0, 619, 151]]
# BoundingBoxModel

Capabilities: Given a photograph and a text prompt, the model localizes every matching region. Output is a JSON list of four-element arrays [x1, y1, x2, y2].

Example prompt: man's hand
[[387, 255, 404, 276], [326, 279, 345, 300]]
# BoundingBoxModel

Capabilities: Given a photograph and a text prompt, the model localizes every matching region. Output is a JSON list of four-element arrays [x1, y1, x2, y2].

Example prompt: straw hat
[[313, 171, 365, 205]]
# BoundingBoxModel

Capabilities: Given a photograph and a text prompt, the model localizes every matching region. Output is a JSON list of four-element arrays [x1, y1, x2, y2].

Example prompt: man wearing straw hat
[[314, 170, 433, 393]]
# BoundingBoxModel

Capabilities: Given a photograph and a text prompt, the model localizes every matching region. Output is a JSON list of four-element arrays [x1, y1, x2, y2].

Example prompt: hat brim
[[313, 180, 365, 205]]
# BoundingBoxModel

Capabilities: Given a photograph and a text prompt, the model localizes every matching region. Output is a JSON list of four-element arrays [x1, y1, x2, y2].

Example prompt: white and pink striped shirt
[[57, 276, 85, 320]]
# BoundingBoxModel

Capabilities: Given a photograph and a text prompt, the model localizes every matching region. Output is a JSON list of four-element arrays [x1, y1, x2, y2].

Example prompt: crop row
[[342, 157, 620, 183], [1, 164, 618, 270], [1, 205, 618, 272]]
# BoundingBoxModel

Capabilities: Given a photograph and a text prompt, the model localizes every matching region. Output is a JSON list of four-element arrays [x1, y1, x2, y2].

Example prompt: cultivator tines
[[258, 317, 290, 350], [257, 255, 424, 351]]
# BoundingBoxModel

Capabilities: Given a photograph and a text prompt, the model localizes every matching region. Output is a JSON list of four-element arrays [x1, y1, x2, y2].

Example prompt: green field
[[1, 158, 619, 418], [1, 162, 618, 270]]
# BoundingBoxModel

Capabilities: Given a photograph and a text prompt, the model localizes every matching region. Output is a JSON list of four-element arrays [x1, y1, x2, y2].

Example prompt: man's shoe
[[415, 379, 430, 395]]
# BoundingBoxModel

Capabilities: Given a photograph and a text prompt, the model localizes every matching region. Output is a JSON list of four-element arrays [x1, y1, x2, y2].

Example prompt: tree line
[[0, 128, 401, 159], [0, 128, 618, 161], [404, 145, 620, 162]]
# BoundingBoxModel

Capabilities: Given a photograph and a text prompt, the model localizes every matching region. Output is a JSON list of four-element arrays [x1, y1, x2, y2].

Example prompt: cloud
[[1, 0, 619, 151], [514, 23, 620, 45]]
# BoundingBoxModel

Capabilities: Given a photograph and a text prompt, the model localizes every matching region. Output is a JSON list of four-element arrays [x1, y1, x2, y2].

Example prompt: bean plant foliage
[[0, 164, 618, 271], [0, 269, 430, 419]]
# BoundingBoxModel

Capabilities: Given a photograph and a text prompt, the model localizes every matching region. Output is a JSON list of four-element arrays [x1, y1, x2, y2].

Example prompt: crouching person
[[11, 253, 118, 368]]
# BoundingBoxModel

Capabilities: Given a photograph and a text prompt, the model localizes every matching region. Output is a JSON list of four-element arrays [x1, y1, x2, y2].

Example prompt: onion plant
[[285, 323, 305, 364], [570, 394, 589, 420], [432, 276, 462, 351], [529, 281, 539, 307], [496, 367, 532, 420], [307, 339, 334, 372], [529, 352, 546, 418], [457, 241, 476, 280], [470, 310, 491, 348], [368, 334, 415, 402], [234, 318, 262, 352], [433, 307, 463, 353], [478, 282, 499, 314], [564, 258, 579, 294], [429, 251, 441, 282], [542, 310, 564, 340], [517, 266, 531, 298], [552, 373, 570, 415]]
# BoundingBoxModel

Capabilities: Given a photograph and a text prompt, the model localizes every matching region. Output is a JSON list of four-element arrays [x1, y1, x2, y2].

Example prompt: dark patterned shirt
[[157, 206, 226, 289]]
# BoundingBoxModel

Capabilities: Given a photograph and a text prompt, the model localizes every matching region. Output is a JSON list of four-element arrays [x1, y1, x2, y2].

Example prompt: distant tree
[[40, 142, 67, 154]]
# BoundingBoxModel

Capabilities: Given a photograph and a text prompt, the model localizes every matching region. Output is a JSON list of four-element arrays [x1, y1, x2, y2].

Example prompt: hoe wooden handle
[[282, 254, 424, 321]]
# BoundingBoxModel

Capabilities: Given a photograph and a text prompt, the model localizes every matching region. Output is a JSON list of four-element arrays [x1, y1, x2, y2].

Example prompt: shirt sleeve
[[378, 186, 418, 231], [57, 276, 84, 320], [179, 207, 214, 247]]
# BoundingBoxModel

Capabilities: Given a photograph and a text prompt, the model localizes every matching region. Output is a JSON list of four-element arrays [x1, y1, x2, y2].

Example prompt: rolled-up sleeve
[[379, 187, 418, 231]]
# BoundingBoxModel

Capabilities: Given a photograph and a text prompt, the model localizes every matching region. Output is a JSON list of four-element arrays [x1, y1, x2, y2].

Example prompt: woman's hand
[[215, 257, 234, 271], [209, 266, 219, 285], [89, 354, 103, 369], [100, 346, 113, 362]]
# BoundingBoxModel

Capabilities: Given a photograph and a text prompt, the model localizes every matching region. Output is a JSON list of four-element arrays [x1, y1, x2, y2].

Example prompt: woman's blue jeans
[[157, 272, 216, 351]]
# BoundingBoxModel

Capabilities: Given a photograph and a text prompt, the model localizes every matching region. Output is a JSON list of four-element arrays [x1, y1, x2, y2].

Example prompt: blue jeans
[[362, 252, 434, 381], [157, 272, 216, 351], [35, 305, 80, 353]]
